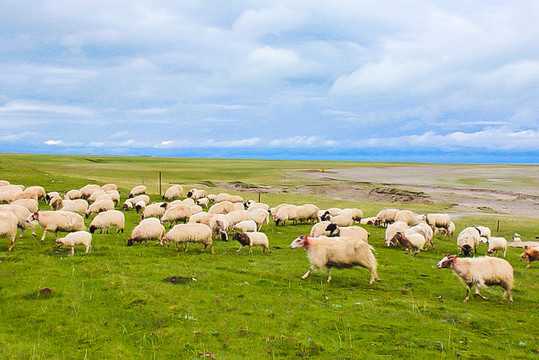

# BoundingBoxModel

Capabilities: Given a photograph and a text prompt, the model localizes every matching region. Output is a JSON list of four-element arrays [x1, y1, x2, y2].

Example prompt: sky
[[0, 1, 538, 163]]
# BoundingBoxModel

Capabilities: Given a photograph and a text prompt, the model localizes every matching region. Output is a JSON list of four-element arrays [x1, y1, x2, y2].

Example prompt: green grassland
[[0, 154, 537, 359]]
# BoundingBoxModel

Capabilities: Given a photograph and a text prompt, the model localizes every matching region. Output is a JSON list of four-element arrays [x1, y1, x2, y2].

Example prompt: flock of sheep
[[0, 179, 537, 305]]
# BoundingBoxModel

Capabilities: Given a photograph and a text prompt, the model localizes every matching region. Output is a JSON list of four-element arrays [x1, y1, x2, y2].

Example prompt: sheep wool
[[325, 224, 369, 243], [0, 211, 18, 251], [61, 199, 89, 213], [232, 220, 257, 233], [127, 218, 165, 246], [457, 227, 481, 257], [233, 232, 270, 253], [520, 248, 539, 268], [56, 231, 92, 255], [309, 221, 331, 237], [28, 210, 85, 241], [162, 223, 214, 254], [89, 210, 125, 234], [129, 185, 147, 198], [487, 237, 507, 257], [385, 221, 409, 247]]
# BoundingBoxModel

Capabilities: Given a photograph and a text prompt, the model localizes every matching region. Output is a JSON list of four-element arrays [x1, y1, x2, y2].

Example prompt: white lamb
[[141, 203, 166, 220], [56, 231, 92, 255], [385, 221, 409, 247], [84, 199, 114, 218], [89, 210, 125, 234], [487, 236, 507, 257], [64, 189, 82, 200]]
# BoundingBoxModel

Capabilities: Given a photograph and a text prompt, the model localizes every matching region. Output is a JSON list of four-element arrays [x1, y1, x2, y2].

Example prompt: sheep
[[273, 205, 298, 226], [233, 232, 270, 253], [27, 210, 85, 241], [161, 223, 214, 254], [88, 190, 106, 203], [21, 186, 46, 201], [520, 248, 539, 268], [49, 196, 63, 211], [84, 199, 114, 218], [189, 211, 209, 224], [121, 200, 134, 211], [436, 255, 514, 303], [245, 208, 267, 231], [246, 202, 269, 212], [232, 203, 243, 211], [101, 183, 117, 192], [374, 208, 399, 227], [197, 197, 209, 208], [394, 210, 419, 226], [64, 189, 82, 200], [310, 221, 332, 237], [216, 193, 243, 203], [290, 235, 379, 284], [457, 227, 481, 257], [226, 210, 252, 230], [105, 190, 120, 205], [385, 221, 409, 247], [405, 222, 434, 249], [13, 188, 38, 202], [487, 237, 507, 257], [325, 224, 369, 243], [0, 212, 18, 251], [269, 203, 290, 217], [0, 187, 23, 203], [277, 204, 319, 225], [393, 231, 427, 255], [424, 213, 451, 233], [89, 210, 125, 234], [186, 189, 207, 201], [210, 214, 229, 241], [135, 201, 146, 213], [130, 194, 151, 206], [60, 199, 89, 213], [160, 204, 191, 226], [56, 231, 92, 255], [320, 208, 343, 221], [189, 204, 203, 215], [475, 226, 491, 243], [46, 191, 60, 202], [328, 213, 354, 227], [207, 194, 217, 202], [10, 199, 39, 213], [232, 220, 257, 233], [208, 201, 235, 214], [440, 221, 456, 237], [80, 184, 101, 199], [129, 185, 147, 198], [163, 185, 183, 201], [182, 198, 195, 206], [0, 204, 36, 238], [127, 218, 165, 246], [360, 217, 377, 225], [141, 202, 166, 219], [296, 204, 320, 223], [0, 180, 10, 186], [341, 208, 363, 223]]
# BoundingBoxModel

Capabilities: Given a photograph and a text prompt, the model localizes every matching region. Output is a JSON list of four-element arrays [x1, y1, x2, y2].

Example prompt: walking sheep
[[290, 235, 379, 284], [232, 220, 258, 233], [56, 231, 92, 255], [89, 210, 125, 234], [436, 255, 514, 303], [0, 212, 18, 251], [393, 231, 427, 255], [233, 232, 270, 253], [520, 248, 539, 268], [374, 208, 399, 227], [161, 223, 214, 254], [27, 210, 85, 241], [127, 218, 165, 246], [385, 221, 409, 247], [457, 227, 481, 257], [487, 237, 507, 257]]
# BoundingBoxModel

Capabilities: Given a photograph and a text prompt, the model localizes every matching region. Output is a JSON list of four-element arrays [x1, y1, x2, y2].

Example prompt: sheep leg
[[369, 270, 380, 284], [474, 283, 489, 301], [184, 244, 188, 253], [236, 245, 243, 252], [210, 245, 215, 255], [70, 246, 75, 256], [249, 246, 252, 254], [429, 239, 435, 249], [201, 244, 206, 253], [301, 266, 315, 280], [500, 289, 512, 304], [527, 261, 531, 268], [8, 234, 15, 251], [463, 286, 472, 302], [327, 268, 332, 283], [40, 230, 48, 242]]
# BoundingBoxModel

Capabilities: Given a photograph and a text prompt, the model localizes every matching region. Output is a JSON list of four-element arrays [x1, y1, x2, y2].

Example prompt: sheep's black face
[[461, 245, 472, 257], [325, 223, 338, 237], [126, 239, 134, 246], [187, 191, 193, 198], [437, 255, 456, 269], [321, 211, 330, 221], [56, 241, 63, 248], [89, 225, 96, 234]]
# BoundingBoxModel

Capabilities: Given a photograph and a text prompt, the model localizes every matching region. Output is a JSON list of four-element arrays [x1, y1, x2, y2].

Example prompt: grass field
[[0, 154, 537, 359]]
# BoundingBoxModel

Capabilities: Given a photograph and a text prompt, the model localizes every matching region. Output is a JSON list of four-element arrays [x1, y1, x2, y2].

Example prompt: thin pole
[[159, 171, 162, 197]]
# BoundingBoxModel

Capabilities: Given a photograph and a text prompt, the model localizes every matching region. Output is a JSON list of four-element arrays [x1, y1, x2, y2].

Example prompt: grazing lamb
[[56, 231, 92, 255], [197, 197, 209, 208], [27, 210, 85, 241], [89, 210, 125, 234], [405, 222, 434, 249], [424, 213, 451, 233], [436, 255, 514, 303], [225, 210, 252, 229], [100, 183, 117, 192], [487, 237, 507, 257], [457, 227, 481, 257], [440, 221, 456, 237], [84, 199, 114, 218], [360, 217, 377, 225], [374, 208, 399, 227], [520, 248, 539, 268], [290, 235, 379, 284], [161, 223, 214, 254], [233, 232, 270, 253], [130, 194, 150, 207], [49, 196, 63, 211], [273, 205, 298, 226], [160, 204, 191, 226], [385, 221, 409, 247], [127, 218, 165, 246], [475, 225, 491, 243], [60, 199, 89, 213], [325, 224, 369, 243], [0, 212, 18, 251], [163, 185, 183, 201], [393, 231, 427, 255], [232, 220, 257, 233], [129, 185, 147, 198]]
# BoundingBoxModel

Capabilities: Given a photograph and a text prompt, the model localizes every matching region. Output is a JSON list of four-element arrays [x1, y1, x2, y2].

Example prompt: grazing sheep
[[0, 212, 18, 251], [89, 210, 125, 234], [0, 187, 22, 203], [226, 210, 252, 229], [135, 200, 146, 213], [233, 232, 270, 253], [310, 221, 332, 237], [189, 211, 209, 224], [520, 248, 539, 268], [328, 213, 354, 227], [385, 221, 409, 247], [0, 204, 36, 238], [325, 223, 369, 243], [210, 215, 229, 241], [27, 210, 85, 241], [246, 202, 269, 212], [80, 184, 101, 199], [290, 235, 379, 284], [436, 255, 514, 303], [182, 198, 195, 206], [232, 220, 257, 233], [275, 204, 319, 225], [457, 227, 481, 257], [189, 204, 203, 215], [216, 193, 243, 203], [60, 199, 89, 213], [197, 197, 209, 208], [163, 185, 183, 201], [160, 204, 191, 226], [186, 189, 207, 201], [393, 231, 427, 255], [64, 189, 82, 200], [46, 191, 60, 202], [18, 186, 46, 201], [341, 208, 363, 223], [105, 190, 120, 205], [232, 203, 244, 211], [84, 199, 114, 218], [405, 222, 434, 249], [208, 201, 235, 215], [100, 183, 117, 192], [129, 185, 147, 198], [395, 210, 419, 226], [130, 194, 150, 207], [320, 208, 343, 221], [360, 217, 377, 225], [207, 194, 217, 202], [10, 199, 39, 213], [161, 223, 214, 254], [56, 231, 92, 255], [440, 221, 456, 237], [49, 196, 63, 211], [0, 180, 10, 186], [424, 213, 451, 233], [475, 226, 491, 243], [127, 218, 165, 246], [273, 205, 298, 226], [487, 237, 507, 257], [88, 190, 107, 203], [141, 203, 166, 220], [121, 200, 134, 211], [374, 208, 399, 227]]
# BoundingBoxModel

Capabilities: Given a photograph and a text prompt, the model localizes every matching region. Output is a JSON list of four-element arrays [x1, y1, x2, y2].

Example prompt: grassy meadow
[[0, 154, 537, 359]]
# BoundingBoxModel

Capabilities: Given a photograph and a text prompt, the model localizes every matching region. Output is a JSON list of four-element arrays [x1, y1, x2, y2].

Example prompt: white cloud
[[0, 101, 93, 116], [44, 140, 62, 146]]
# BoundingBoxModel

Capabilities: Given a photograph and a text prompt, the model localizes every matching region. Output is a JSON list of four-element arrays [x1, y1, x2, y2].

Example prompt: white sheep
[[127, 218, 165, 246], [0, 180, 10, 186], [135, 200, 146, 213], [296, 204, 320, 223], [88, 189, 106, 203], [89, 210, 125, 234], [207, 194, 217, 202], [290, 235, 379, 284], [121, 200, 134, 211], [105, 190, 120, 205], [80, 184, 101, 199], [0, 186, 23, 203], [100, 183, 117, 192], [27, 210, 85, 241], [225, 210, 252, 229], [216, 193, 243, 203], [457, 227, 481, 257], [163, 185, 183, 201], [393, 231, 427, 255], [197, 197, 209, 208], [18, 186, 46, 201], [210, 214, 229, 241], [320, 208, 343, 221], [325, 223, 369, 243], [246, 202, 269, 212], [273, 205, 298, 226], [60, 199, 89, 213], [374, 208, 399, 227], [189, 204, 203, 215], [182, 198, 196, 206], [10, 199, 39, 213], [49, 196, 63, 211], [0, 204, 36, 238], [189, 211, 209, 224], [437, 255, 514, 303], [341, 208, 363, 223], [186, 189, 207, 201], [232, 220, 257, 232], [309, 221, 332, 237], [46, 191, 60, 202], [328, 213, 354, 227], [161, 223, 214, 254], [56, 231, 92, 255], [130, 194, 151, 206], [141, 203, 166, 220], [84, 199, 114, 218], [424, 213, 451, 233], [440, 221, 456, 237], [394, 210, 419, 226], [475, 225, 491, 243], [64, 189, 82, 200], [405, 222, 434, 249], [233, 232, 270, 253], [0, 212, 18, 251], [129, 185, 147, 198], [487, 237, 507, 257], [385, 221, 409, 247], [360, 217, 377, 225], [160, 204, 191, 226], [208, 201, 235, 214], [232, 203, 244, 211]]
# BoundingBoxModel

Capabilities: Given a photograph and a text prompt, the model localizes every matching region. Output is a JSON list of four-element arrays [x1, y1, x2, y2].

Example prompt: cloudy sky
[[0, 1, 537, 162]]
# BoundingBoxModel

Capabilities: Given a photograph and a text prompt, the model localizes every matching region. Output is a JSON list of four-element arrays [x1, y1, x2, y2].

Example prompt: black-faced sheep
[[233, 232, 270, 253], [457, 227, 481, 257], [374, 208, 399, 227], [129, 185, 147, 198], [393, 231, 427, 255], [89, 210, 125, 234], [325, 223, 369, 243], [127, 218, 165, 246]]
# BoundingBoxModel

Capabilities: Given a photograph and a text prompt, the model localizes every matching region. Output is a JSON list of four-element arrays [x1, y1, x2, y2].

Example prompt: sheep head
[[325, 223, 339, 237], [233, 232, 250, 246], [437, 255, 457, 269], [290, 235, 310, 249]]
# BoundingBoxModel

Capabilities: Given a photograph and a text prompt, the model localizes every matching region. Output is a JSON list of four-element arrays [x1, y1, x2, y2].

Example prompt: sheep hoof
[[484, 297, 490, 301], [300, 276, 307, 280]]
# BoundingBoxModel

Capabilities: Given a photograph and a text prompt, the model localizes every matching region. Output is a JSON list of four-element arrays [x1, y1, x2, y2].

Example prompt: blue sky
[[0, 1, 538, 163]]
